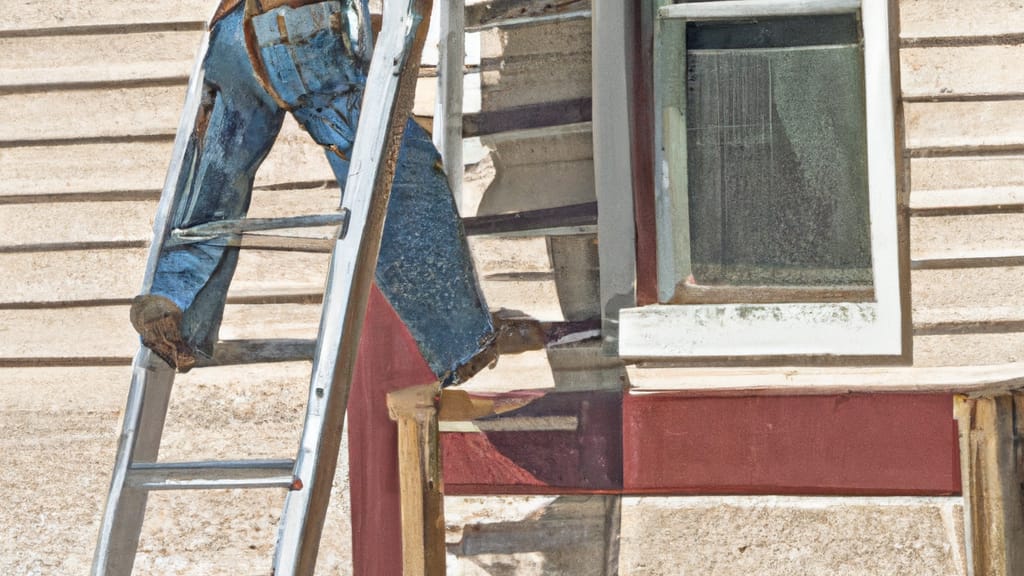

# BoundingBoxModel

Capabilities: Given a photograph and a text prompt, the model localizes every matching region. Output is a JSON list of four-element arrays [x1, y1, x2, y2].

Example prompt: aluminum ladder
[[91, 0, 434, 573]]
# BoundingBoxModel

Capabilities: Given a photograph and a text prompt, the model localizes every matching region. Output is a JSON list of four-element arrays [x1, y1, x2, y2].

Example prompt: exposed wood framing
[[387, 383, 446, 576], [955, 394, 1024, 576]]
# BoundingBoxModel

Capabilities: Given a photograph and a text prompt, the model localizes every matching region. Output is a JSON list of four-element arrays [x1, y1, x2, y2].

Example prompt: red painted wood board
[[623, 393, 961, 496], [347, 286, 437, 576], [442, 390, 623, 495]]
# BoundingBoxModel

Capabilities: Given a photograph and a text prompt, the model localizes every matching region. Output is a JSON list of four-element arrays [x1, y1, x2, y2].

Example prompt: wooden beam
[[387, 382, 446, 576], [956, 394, 1024, 575], [627, 362, 1024, 396]]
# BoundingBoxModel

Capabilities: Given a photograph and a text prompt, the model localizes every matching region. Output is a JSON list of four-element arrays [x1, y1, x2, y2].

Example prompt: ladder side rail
[[433, 0, 465, 212], [92, 32, 212, 576], [271, 0, 435, 573]]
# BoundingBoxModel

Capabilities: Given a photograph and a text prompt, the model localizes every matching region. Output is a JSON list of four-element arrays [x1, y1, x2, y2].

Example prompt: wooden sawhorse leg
[[387, 382, 445, 576]]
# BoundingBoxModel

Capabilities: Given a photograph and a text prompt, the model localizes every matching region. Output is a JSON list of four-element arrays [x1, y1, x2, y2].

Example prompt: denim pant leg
[[374, 119, 495, 382], [255, 2, 495, 381], [150, 8, 286, 356]]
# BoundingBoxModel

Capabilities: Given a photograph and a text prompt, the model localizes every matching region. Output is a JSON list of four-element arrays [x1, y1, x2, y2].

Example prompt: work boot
[[129, 294, 197, 373]]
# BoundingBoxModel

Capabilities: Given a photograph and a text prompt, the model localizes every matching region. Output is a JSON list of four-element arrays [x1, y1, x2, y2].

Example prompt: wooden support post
[[387, 382, 446, 576], [956, 394, 1024, 576]]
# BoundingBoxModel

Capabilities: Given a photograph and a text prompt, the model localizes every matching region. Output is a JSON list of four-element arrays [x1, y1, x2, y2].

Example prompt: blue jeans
[[151, 0, 494, 383]]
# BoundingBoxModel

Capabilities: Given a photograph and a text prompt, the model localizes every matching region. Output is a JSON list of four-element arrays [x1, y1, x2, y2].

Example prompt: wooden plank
[[465, 0, 590, 29], [0, 31, 199, 90], [387, 383, 446, 576], [0, 248, 330, 304], [442, 389, 622, 494], [915, 333, 1024, 367], [0, 123, 336, 199], [622, 393, 959, 495], [912, 213, 1024, 258], [470, 124, 595, 217], [0, 189, 340, 247], [626, 362, 1024, 395], [914, 306, 1024, 334], [478, 18, 591, 111], [906, 100, 1024, 154], [901, 45, 1024, 101], [0, 85, 182, 143], [913, 266, 1024, 312], [0, 303, 322, 362], [347, 286, 437, 576], [956, 395, 1024, 576], [911, 156, 1024, 195], [463, 202, 597, 236], [660, 0, 859, 20], [899, 0, 1024, 42], [0, 0, 210, 33], [910, 187, 1024, 215]]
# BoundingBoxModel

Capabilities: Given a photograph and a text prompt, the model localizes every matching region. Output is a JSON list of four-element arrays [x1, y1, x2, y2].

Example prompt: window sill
[[618, 302, 903, 359]]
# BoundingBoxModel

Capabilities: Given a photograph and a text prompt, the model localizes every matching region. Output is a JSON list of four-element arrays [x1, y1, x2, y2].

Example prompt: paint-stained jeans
[[151, 0, 494, 383]]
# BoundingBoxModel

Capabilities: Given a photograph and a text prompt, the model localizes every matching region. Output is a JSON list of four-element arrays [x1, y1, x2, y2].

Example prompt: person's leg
[[135, 6, 285, 370], [255, 1, 495, 384]]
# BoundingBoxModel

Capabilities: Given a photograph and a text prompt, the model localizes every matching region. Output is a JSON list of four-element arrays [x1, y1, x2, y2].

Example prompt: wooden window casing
[[618, 0, 905, 360]]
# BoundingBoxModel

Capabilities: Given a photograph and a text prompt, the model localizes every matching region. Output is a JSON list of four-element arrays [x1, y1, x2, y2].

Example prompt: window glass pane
[[678, 15, 872, 289]]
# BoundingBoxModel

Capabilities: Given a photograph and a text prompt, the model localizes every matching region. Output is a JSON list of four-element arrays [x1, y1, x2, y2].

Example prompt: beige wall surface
[[1, 0, 1021, 573]]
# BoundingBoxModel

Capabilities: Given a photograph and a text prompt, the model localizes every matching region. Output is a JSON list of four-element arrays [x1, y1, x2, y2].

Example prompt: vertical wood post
[[387, 382, 446, 576], [956, 394, 1024, 576]]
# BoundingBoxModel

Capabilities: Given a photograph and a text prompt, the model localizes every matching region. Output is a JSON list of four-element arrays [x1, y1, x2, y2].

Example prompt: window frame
[[617, 0, 905, 360]]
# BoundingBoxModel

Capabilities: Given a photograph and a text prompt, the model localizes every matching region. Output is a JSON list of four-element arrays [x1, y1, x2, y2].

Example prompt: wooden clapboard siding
[[901, 45, 1024, 101], [0, 31, 200, 89], [899, 0, 1024, 42], [906, 101, 1024, 154], [899, 0, 1024, 369], [478, 18, 591, 111], [0, 1, 210, 33], [472, 123, 595, 216], [0, 303, 322, 363]]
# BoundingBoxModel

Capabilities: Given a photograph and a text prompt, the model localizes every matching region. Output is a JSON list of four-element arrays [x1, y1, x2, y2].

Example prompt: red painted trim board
[[623, 393, 961, 496], [347, 285, 437, 575]]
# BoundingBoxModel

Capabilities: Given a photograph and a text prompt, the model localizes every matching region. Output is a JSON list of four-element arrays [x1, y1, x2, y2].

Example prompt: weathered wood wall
[[0, 0, 1016, 573]]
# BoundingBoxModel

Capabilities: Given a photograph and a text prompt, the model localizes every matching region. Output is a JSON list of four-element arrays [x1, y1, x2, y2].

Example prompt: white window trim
[[619, 0, 903, 359]]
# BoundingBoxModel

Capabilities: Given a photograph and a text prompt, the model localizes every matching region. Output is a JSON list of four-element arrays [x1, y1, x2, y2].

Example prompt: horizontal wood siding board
[[0, 30, 199, 90], [465, 0, 591, 30], [0, 1, 210, 34], [478, 18, 591, 111], [0, 125, 336, 198], [623, 393, 960, 495], [915, 333, 1024, 367], [472, 123, 595, 216], [0, 248, 330, 303], [912, 213, 1024, 259], [899, 0, 1024, 42], [913, 266, 1024, 313], [0, 190, 341, 247], [463, 202, 597, 236], [0, 303, 322, 360], [900, 45, 1024, 101], [912, 156, 1024, 194], [906, 100, 1024, 153], [462, 97, 592, 138], [442, 389, 622, 493]]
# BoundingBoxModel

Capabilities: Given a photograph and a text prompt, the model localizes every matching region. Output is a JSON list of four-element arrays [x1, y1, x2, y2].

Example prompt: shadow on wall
[[449, 495, 621, 576]]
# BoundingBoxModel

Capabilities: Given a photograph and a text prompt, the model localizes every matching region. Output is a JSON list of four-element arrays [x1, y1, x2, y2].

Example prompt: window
[[618, 0, 904, 359]]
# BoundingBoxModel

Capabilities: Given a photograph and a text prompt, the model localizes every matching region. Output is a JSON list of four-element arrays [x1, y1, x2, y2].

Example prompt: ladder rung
[[127, 459, 297, 491], [232, 234, 333, 253], [171, 212, 349, 242], [201, 338, 316, 367]]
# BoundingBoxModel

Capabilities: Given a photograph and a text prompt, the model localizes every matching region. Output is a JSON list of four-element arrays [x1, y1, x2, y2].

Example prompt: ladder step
[[200, 338, 316, 367], [231, 234, 333, 253], [127, 459, 297, 491], [170, 212, 349, 243]]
